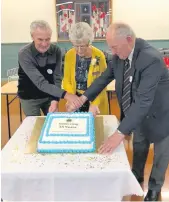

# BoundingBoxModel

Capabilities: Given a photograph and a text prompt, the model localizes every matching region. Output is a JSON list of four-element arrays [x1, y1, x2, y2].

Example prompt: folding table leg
[[107, 91, 112, 115], [19, 99, 22, 123], [6, 94, 11, 139]]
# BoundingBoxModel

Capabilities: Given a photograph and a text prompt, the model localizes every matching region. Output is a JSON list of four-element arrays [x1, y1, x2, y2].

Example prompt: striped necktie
[[122, 58, 132, 114]]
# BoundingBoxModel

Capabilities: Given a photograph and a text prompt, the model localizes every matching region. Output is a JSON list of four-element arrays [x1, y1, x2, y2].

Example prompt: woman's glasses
[[72, 44, 89, 50]]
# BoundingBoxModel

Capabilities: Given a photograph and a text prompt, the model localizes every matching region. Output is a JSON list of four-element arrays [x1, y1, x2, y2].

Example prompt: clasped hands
[[64, 93, 86, 112], [48, 92, 100, 116], [64, 93, 100, 116], [48, 93, 85, 113]]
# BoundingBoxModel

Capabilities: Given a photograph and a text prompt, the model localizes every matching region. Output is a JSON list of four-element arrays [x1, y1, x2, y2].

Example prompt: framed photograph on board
[[56, 0, 112, 41]]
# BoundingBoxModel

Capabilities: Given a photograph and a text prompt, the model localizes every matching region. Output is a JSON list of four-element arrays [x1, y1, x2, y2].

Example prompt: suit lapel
[[116, 59, 125, 102], [130, 39, 141, 83]]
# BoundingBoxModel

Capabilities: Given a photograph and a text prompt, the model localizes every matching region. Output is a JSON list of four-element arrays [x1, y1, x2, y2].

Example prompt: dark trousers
[[132, 130, 169, 191], [20, 97, 52, 116]]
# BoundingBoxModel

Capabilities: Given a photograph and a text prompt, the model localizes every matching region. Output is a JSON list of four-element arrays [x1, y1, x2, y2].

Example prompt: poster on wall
[[56, 0, 112, 40]]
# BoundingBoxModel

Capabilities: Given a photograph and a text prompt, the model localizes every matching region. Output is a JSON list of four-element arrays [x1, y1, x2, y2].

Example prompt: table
[[1, 81, 22, 139], [1, 116, 143, 201]]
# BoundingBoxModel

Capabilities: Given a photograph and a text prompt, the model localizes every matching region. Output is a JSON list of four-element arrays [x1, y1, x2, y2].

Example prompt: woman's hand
[[89, 105, 100, 117]]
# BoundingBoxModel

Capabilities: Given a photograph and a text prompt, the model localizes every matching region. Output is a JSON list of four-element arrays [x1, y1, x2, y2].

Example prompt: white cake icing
[[48, 118, 87, 134], [37, 112, 95, 153]]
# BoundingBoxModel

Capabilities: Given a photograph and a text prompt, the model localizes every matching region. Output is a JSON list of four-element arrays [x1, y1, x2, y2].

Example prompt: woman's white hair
[[69, 22, 94, 44], [107, 22, 136, 38], [30, 20, 52, 34]]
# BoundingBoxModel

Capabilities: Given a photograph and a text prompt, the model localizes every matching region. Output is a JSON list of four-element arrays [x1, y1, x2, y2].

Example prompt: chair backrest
[[7, 67, 19, 82]]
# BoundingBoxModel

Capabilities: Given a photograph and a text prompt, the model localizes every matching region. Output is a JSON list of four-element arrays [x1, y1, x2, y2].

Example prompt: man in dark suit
[[67, 23, 169, 201]]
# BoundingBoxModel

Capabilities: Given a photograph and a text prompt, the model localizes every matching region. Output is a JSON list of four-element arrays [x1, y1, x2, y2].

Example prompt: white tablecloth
[[1, 116, 143, 201]]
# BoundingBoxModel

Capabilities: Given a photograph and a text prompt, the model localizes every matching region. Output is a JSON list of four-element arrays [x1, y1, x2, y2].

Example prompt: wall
[[2, 40, 169, 80], [2, 0, 169, 43], [113, 0, 169, 40], [1, 0, 169, 80], [1, 0, 57, 43]]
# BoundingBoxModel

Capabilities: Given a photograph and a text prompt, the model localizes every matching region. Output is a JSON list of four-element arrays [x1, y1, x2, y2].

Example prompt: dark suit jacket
[[84, 38, 169, 142]]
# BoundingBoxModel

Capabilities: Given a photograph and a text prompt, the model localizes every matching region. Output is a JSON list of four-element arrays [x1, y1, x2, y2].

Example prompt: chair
[[7, 67, 19, 82], [6, 66, 23, 124]]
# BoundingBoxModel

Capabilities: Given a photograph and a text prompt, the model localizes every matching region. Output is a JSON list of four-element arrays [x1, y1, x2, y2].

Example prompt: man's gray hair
[[30, 20, 52, 34], [108, 22, 136, 38], [69, 22, 94, 44]]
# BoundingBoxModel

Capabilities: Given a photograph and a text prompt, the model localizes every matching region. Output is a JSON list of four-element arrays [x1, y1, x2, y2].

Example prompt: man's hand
[[48, 100, 59, 113], [98, 130, 125, 154], [64, 93, 88, 112], [89, 105, 100, 117]]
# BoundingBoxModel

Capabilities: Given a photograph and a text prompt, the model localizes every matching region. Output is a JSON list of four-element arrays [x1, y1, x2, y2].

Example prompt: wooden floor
[[1, 82, 169, 201]]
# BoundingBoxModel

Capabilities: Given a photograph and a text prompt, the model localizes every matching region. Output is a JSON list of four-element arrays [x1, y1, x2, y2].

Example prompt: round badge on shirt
[[47, 69, 53, 74]]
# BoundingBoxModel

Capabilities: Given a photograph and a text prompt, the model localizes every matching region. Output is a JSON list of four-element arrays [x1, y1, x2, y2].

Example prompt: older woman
[[62, 22, 109, 115]]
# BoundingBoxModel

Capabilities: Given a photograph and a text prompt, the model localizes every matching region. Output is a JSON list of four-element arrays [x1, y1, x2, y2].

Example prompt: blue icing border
[[37, 147, 95, 153], [38, 112, 96, 153]]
